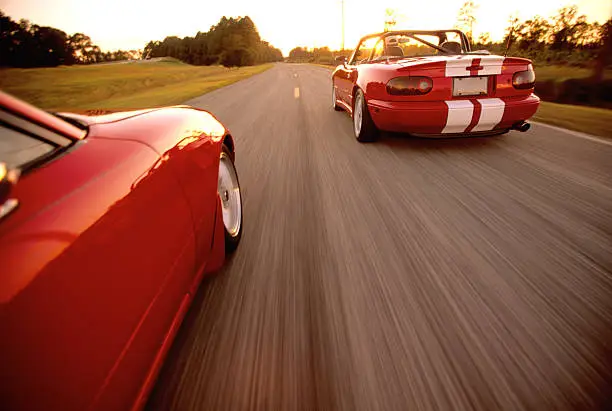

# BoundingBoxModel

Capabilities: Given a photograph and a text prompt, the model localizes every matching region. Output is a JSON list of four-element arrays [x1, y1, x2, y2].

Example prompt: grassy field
[[534, 102, 612, 138], [0, 58, 272, 111], [533, 65, 612, 82], [508, 65, 612, 138]]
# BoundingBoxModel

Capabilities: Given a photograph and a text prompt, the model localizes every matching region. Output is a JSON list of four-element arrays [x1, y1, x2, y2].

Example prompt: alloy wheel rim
[[332, 86, 336, 108], [354, 94, 363, 136], [217, 153, 241, 237]]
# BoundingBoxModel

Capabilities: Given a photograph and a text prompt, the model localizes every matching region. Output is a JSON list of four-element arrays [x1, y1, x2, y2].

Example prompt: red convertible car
[[332, 30, 540, 142], [0, 91, 242, 410]]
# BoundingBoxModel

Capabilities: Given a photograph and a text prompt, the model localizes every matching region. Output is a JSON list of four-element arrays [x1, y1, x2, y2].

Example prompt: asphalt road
[[146, 64, 612, 411]]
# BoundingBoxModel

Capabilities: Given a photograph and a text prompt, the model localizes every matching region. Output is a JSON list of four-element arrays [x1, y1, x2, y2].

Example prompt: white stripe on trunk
[[477, 56, 504, 75], [443, 100, 473, 133], [445, 57, 473, 77], [444, 55, 505, 77], [472, 98, 505, 132]]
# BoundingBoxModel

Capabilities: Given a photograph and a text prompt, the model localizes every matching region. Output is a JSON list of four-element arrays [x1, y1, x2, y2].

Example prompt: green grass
[[0, 59, 273, 111], [534, 65, 612, 82], [534, 101, 612, 138]]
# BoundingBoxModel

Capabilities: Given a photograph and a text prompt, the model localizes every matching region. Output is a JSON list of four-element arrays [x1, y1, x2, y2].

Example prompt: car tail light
[[512, 66, 536, 89], [386, 76, 433, 95]]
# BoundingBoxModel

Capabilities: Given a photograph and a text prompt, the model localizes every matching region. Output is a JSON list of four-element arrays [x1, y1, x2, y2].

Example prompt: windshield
[[351, 31, 467, 64]]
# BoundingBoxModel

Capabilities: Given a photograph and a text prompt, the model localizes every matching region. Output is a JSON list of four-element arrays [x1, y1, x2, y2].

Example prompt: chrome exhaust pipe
[[512, 121, 531, 132]]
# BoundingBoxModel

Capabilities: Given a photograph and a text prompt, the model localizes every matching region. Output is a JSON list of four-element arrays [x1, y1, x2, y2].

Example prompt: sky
[[1, 0, 610, 56]]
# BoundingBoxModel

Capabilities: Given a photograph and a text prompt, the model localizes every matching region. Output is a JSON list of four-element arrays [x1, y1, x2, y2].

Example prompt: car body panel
[[0, 97, 231, 411], [332, 30, 540, 136], [0, 136, 196, 411], [367, 94, 540, 134], [86, 107, 228, 270], [57, 109, 162, 126]]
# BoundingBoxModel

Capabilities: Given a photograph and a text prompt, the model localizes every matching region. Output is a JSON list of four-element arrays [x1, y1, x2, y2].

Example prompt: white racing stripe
[[445, 57, 473, 77], [443, 100, 473, 133], [472, 98, 505, 132], [443, 98, 505, 133], [444, 55, 505, 77], [478, 56, 504, 75]]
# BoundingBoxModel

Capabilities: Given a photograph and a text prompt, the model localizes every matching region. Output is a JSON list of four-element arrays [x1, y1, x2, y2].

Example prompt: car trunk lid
[[391, 54, 532, 100]]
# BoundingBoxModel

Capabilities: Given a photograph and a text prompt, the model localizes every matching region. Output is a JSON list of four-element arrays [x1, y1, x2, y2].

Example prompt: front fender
[[201, 195, 226, 277]]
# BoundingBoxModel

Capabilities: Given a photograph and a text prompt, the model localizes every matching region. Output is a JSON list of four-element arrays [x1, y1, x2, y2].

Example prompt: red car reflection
[[0, 91, 243, 411], [332, 30, 540, 142]]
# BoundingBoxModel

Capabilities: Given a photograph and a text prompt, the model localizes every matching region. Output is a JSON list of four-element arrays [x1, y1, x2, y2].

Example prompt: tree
[[456, 1, 478, 42], [516, 16, 551, 51], [30, 26, 74, 66], [384, 9, 397, 32], [0, 9, 141, 67], [0, 11, 22, 66], [289, 47, 311, 62], [475, 32, 491, 46], [313, 46, 333, 64], [69, 33, 101, 63], [143, 40, 160, 59], [581, 22, 602, 46], [256, 41, 283, 63], [502, 14, 521, 51], [593, 19, 612, 81], [0, 12, 75, 67], [550, 5, 588, 50], [142, 15, 283, 67]]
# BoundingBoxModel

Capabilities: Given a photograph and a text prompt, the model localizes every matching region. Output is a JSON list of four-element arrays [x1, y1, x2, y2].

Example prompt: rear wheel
[[353, 89, 378, 142], [332, 84, 342, 111], [217, 145, 242, 253]]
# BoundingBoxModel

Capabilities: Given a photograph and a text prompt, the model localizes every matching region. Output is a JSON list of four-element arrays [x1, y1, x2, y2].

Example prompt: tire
[[332, 84, 342, 111], [353, 89, 378, 142], [217, 144, 243, 253]]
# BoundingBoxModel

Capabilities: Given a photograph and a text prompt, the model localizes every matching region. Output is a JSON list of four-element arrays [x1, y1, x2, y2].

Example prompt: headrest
[[384, 45, 404, 57], [440, 41, 462, 54]]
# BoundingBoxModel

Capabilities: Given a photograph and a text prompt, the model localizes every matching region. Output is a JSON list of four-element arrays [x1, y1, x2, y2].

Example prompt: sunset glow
[[2, 0, 610, 55]]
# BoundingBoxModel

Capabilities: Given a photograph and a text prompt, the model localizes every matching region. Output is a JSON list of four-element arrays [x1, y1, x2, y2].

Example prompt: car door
[[335, 61, 356, 108], [336, 40, 374, 109], [0, 110, 196, 411]]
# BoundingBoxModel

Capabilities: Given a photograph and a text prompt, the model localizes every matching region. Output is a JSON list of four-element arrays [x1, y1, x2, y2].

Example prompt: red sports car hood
[[58, 105, 227, 156], [57, 108, 165, 126]]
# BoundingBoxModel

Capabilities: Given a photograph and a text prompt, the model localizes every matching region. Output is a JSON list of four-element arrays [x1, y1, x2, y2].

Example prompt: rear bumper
[[367, 94, 540, 135]]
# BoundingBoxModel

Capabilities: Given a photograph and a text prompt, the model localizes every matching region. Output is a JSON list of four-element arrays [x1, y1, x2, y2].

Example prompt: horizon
[[1, 0, 610, 56]]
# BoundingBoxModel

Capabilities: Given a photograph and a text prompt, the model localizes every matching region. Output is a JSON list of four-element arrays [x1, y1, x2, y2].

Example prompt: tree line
[[0, 11, 282, 68], [469, 5, 611, 72], [0, 10, 140, 67], [288, 47, 337, 64], [144, 16, 283, 67], [289, 4, 610, 75]]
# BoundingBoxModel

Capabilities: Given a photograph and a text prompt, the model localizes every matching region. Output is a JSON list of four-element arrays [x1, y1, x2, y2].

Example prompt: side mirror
[[335, 56, 347, 65], [0, 162, 20, 219]]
